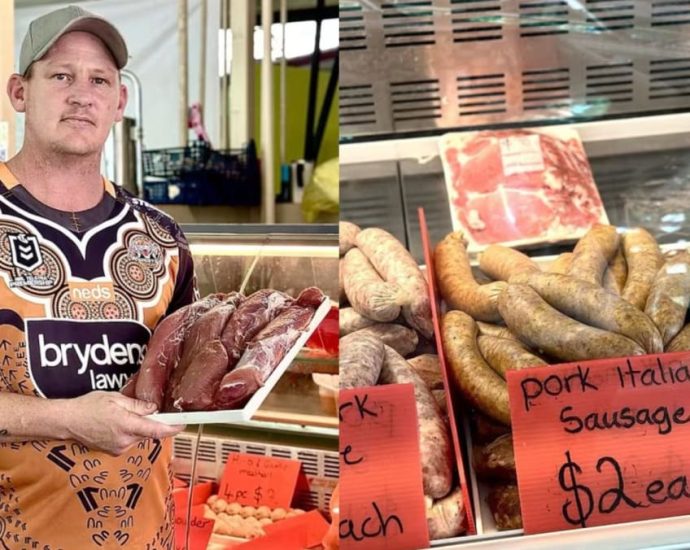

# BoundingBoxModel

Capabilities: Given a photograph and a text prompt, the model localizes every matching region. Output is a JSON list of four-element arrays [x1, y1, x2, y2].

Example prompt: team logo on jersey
[[128, 235, 162, 268], [8, 233, 43, 271], [26, 319, 150, 398]]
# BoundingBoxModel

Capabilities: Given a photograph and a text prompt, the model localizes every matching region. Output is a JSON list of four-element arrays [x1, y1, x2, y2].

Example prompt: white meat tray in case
[[149, 299, 333, 425]]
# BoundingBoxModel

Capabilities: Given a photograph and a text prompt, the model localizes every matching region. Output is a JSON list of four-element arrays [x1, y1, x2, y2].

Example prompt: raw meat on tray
[[439, 128, 607, 250], [214, 287, 326, 410]]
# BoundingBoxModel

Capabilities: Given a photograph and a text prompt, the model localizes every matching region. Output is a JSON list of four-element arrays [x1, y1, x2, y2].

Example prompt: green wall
[[253, 63, 339, 194]]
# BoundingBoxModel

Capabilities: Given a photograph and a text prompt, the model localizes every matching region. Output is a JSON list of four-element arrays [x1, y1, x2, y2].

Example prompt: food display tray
[[149, 299, 333, 425]]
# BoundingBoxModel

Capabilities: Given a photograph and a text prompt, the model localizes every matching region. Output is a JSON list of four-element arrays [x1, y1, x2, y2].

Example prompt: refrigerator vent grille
[[519, 0, 569, 37], [391, 79, 442, 123], [457, 73, 507, 116], [382, 1, 436, 48], [651, 0, 690, 27]]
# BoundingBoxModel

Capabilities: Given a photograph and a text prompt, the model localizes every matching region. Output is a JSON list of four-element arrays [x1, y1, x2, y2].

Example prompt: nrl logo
[[8, 233, 43, 272]]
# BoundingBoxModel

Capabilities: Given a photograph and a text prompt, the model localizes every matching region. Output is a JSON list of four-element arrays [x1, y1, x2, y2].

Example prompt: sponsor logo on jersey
[[69, 281, 115, 303], [8, 233, 42, 271], [26, 319, 150, 398]]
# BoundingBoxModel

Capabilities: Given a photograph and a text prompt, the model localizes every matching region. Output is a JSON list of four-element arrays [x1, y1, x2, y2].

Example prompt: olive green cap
[[19, 5, 128, 75]]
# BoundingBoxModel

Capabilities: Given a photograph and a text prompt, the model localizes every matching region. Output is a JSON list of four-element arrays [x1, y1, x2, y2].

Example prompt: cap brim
[[32, 16, 128, 72]]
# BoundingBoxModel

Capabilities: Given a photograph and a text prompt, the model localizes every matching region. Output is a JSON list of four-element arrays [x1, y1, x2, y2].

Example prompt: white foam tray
[[149, 299, 332, 425]]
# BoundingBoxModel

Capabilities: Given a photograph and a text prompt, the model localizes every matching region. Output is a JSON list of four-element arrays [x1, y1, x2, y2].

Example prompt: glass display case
[[181, 223, 339, 438], [341, 119, 690, 550], [172, 224, 339, 543]]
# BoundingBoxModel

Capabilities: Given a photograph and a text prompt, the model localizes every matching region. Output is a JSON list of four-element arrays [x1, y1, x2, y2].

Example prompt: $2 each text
[[559, 450, 690, 528]]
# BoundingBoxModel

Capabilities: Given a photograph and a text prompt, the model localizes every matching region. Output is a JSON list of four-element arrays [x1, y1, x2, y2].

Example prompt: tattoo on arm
[[0, 429, 8, 437]]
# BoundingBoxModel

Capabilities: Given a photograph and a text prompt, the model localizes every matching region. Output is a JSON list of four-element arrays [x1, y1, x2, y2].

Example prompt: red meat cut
[[441, 129, 606, 248], [213, 288, 325, 410]]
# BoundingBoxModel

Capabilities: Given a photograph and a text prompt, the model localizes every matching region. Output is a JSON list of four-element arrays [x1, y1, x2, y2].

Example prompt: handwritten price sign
[[340, 384, 429, 550], [507, 351, 690, 534], [218, 453, 301, 509], [174, 505, 214, 550]]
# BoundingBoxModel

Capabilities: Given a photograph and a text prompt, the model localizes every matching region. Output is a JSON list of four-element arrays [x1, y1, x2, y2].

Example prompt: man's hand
[[63, 391, 185, 456]]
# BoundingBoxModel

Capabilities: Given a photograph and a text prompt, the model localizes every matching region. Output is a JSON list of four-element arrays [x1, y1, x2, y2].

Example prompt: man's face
[[11, 31, 127, 157]]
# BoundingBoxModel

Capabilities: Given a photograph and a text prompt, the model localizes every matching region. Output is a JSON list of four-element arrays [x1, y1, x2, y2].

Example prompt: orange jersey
[[0, 163, 196, 549]]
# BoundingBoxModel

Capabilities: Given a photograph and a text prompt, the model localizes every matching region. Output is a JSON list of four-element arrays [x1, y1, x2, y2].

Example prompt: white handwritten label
[[499, 134, 545, 176]]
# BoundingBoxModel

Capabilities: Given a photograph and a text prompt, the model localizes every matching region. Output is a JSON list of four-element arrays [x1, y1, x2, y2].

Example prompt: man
[[1, 5, 195, 548]]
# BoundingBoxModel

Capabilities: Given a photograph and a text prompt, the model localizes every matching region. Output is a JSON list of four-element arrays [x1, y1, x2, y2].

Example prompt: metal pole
[[261, 0, 275, 223], [279, 0, 287, 166], [312, 55, 337, 163], [219, 0, 226, 148], [121, 70, 144, 197], [178, 0, 189, 146], [304, 0, 325, 161], [225, 0, 232, 150], [200, 0, 207, 116]]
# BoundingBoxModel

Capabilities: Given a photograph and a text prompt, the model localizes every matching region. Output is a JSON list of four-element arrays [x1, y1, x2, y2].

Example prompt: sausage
[[498, 283, 646, 362], [473, 434, 516, 482], [136, 293, 225, 409], [431, 389, 448, 415], [479, 244, 540, 282], [412, 335, 438, 356], [566, 224, 620, 285], [339, 331, 385, 389], [379, 345, 453, 499], [425, 488, 465, 539], [350, 324, 419, 357], [441, 311, 510, 425], [213, 299, 318, 410], [339, 307, 377, 336], [471, 412, 511, 444], [609, 246, 627, 291], [549, 252, 573, 274], [407, 354, 444, 390], [476, 322, 521, 343], [487, 483, 522, 531], [339, 221, 361, 256], [602, 267, 620, 295], [477, 335, 547, 378], [667, 323, 690, 352], [645, 252, 690, 345], [342, 248, 404, 322], [622, 228, 663, 310], [434, 231, 506, 322], [356, 228, 433, 338], [516, 271, 663, 354]]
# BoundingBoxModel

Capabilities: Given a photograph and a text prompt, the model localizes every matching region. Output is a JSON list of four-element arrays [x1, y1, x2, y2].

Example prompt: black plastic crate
[[143, 178, 204, 205], [142, 140, 260, 206], [207, 141, 261, 205], [142, 141, 211, 179]]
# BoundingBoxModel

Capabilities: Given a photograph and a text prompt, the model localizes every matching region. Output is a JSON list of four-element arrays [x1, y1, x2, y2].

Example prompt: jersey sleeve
[[166, 228, 198, 314]]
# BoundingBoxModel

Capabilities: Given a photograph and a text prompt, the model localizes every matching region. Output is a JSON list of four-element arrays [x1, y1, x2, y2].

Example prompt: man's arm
[[0, 391, 183, 456]]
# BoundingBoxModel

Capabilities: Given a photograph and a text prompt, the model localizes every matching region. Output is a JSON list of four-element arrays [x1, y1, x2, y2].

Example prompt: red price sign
[[340, 384, 430, 550], [173, 481, 213, 512], [508, 351, 690, 534], [218, 452, 301, 509], [174, 505, 214, 550]]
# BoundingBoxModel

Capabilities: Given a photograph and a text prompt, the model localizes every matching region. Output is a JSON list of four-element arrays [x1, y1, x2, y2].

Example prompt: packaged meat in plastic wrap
[[439, 128, 608, 252]]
